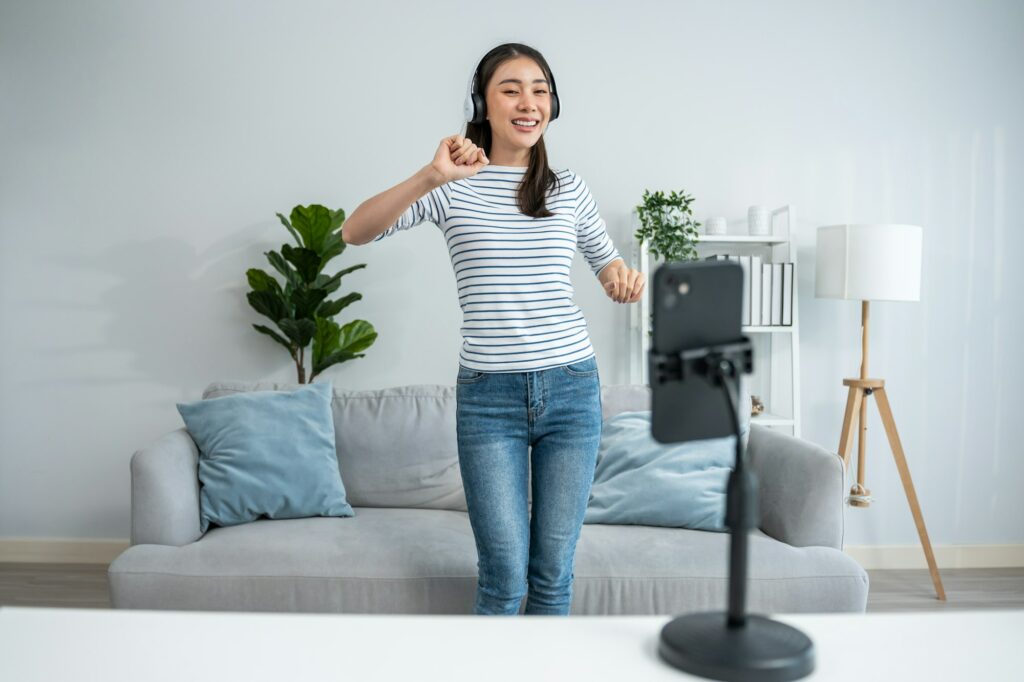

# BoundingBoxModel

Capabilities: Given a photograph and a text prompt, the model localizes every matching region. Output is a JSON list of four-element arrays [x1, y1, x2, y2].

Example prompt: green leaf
[[317, 291, 361, 317], [290, 204, 333, 252], [338, 319, 377, 354], [281, 243, 322, 283], [266, 250, 303, 289], [319, 263, 367, 293], [319, 232, 346, 268], [246, 268, 282, 296], [289, 287, 328, 320], [252, 324, 295, 356], [312, 316, 342, 366], [247, 290, 289, 323], [312, 350, 364, 376], [329, 208, 346, 231], [278, 317, 318, 347], [276, 212, 303, 247]]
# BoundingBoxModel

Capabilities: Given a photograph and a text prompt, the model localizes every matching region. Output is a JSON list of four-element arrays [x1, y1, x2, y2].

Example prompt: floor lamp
[[815, 224, 945, 601]]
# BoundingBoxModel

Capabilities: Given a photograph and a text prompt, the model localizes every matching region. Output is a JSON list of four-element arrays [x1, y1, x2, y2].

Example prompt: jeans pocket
[[561, 356, 599, 378], [457, 365, 488, 384]]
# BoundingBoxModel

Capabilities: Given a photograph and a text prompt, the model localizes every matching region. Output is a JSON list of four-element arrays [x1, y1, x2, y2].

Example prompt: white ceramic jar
[[748, 206, 770, 236], [705, 216, 727, 235]]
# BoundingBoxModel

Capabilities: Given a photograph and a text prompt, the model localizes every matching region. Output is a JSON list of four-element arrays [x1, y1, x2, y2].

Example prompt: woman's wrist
[[598, 258, 626, 285], [419, 164, 447, 189]]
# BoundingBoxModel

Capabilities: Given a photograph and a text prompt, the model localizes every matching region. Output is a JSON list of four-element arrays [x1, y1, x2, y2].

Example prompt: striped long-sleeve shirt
[[372, 164, 622, 373]]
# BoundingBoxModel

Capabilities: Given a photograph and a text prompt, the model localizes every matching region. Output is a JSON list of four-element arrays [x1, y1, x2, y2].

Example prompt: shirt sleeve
[[372, 184, 450, 242], [572, 172, 622, 276]]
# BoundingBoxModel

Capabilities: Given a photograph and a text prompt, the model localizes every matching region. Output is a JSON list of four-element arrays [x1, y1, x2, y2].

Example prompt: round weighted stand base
[[658, 612, 815, 682]]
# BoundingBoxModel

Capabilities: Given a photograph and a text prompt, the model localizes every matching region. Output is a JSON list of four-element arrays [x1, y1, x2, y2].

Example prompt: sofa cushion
[[585, 410, 743, 531], [177, 381, 353, 532], [196, 381, 749, 515], [107, 508, 868, 614], [203, 382, 468, 512]]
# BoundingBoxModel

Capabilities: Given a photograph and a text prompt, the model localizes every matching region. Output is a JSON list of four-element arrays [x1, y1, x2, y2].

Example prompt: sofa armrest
[[747, 424, 845, 549], [130, 427, 203, 546]]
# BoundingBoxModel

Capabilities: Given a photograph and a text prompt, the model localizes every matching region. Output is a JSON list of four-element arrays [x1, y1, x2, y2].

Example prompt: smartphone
[[649, 259, 747, 443]]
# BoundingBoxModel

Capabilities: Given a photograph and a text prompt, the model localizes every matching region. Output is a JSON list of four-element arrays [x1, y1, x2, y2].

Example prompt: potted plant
[[634, 189, 702, 337], [246, 204, 377, 384], [633, 189, 702, 263]]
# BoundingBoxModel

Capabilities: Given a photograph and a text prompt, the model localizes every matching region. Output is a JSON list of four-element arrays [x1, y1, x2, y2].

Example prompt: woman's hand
[[431, 134, 489, 183], [601, 261, 646, 304]]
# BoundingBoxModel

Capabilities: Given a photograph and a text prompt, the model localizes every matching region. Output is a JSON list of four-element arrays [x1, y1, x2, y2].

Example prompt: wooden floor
[[2, 563, 1023, 612]]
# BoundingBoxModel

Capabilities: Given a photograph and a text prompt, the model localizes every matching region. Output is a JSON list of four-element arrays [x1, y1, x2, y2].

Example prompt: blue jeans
[[455, 355, 603, 616]]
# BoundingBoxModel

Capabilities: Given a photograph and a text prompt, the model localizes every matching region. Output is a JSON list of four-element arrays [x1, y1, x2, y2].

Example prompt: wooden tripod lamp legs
[[838, 379, 946, 601]]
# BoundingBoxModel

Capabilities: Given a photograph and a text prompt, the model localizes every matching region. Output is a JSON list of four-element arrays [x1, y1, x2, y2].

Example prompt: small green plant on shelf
[[635, 189, 702, 337], [634, 189, 702, 264]]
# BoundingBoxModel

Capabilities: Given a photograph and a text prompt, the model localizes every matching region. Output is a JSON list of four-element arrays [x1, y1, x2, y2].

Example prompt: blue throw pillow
[[584, 410, 749, 532], [176, 381, 354, 533]]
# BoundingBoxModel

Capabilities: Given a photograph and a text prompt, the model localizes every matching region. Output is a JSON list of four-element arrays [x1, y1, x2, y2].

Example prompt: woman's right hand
[[431, 134, 489, 183]]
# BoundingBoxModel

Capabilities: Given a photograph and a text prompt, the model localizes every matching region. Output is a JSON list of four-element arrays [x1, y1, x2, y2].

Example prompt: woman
[[342, 43, 645, 615]]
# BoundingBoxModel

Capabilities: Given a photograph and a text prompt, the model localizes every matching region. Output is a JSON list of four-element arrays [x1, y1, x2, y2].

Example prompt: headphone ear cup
[[464, 92, 483, 124], [464, 67, 485, 124], [550, 91, 560, 121], [471, 92, 486, 124]]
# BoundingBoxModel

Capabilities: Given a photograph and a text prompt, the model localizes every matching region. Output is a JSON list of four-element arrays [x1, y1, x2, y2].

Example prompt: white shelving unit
[[629, 205, 801, 438]]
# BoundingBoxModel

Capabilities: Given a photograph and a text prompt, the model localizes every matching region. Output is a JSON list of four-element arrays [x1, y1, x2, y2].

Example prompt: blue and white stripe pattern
[[373, 165, 621, 373]]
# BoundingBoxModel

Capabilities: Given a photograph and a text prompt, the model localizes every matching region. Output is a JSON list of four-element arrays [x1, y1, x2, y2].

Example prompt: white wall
[[1, 0, 1021, 548]]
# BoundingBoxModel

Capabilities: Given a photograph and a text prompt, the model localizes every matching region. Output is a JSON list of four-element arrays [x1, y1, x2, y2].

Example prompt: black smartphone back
[[650, 260, 745, 443]]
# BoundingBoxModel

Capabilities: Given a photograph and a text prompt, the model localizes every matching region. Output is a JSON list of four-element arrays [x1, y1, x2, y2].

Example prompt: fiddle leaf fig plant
[[634, 189, 701, 263], [246, 204, 377, 384]]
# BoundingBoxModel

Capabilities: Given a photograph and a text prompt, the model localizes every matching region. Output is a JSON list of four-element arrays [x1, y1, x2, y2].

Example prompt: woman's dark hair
[[465, 43, 562, 218]]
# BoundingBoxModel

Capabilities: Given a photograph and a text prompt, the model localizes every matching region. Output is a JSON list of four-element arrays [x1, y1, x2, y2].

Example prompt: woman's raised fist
[[431, 134, 489, 182]]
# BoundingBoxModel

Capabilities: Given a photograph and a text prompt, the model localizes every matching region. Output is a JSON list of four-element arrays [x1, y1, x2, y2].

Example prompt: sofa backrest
[[201, 381, 652, 512]]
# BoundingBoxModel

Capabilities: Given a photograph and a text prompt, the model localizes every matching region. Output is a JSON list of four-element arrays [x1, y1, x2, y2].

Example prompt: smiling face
[[483, 56, 551, 166]]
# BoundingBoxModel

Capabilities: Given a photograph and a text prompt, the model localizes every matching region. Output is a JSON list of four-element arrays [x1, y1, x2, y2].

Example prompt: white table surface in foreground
[[1, 607, 1021, 681]]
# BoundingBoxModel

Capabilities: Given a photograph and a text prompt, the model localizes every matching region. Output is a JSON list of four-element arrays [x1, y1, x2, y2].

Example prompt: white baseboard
[[2, 538, 1022, 569], [844, 544, 1024, 569], [0, 538, 130, 564]]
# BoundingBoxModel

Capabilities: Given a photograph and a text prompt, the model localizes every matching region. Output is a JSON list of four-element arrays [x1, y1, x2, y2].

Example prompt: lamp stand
[[837, 301, 946, 601]]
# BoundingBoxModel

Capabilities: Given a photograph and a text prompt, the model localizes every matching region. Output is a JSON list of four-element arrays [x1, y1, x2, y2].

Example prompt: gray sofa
[[108, 381, 868, 614]]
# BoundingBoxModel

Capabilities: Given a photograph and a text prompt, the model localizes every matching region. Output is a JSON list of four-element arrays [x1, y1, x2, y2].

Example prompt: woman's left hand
[[602, 264, 646, 304]]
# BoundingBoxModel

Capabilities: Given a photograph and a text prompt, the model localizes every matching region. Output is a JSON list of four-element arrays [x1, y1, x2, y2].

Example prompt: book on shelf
[[781, 262, 794, 326], [735, 255, 750, 326], [770, 262, 783, 325], [750, 255, 762, 326], [704, 255, 795, 328], [761, 263, 772, 326]]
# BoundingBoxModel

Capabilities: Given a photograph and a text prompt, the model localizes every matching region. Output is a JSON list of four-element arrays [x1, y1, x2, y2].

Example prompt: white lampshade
[[815, 224, 922, 302]]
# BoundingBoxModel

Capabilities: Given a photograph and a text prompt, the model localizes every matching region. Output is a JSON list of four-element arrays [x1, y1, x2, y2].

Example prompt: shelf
[[696, 235, 789, 245], [632, 204, 801, 438], [743, 325, 794, 333], [750, 412, 795, 427]]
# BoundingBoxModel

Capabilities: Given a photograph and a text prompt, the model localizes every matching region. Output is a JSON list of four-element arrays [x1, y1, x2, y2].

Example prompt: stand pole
[[657, 353, 814, 681], [851, 301, 871, 506], [722, 362, 749, 627]]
